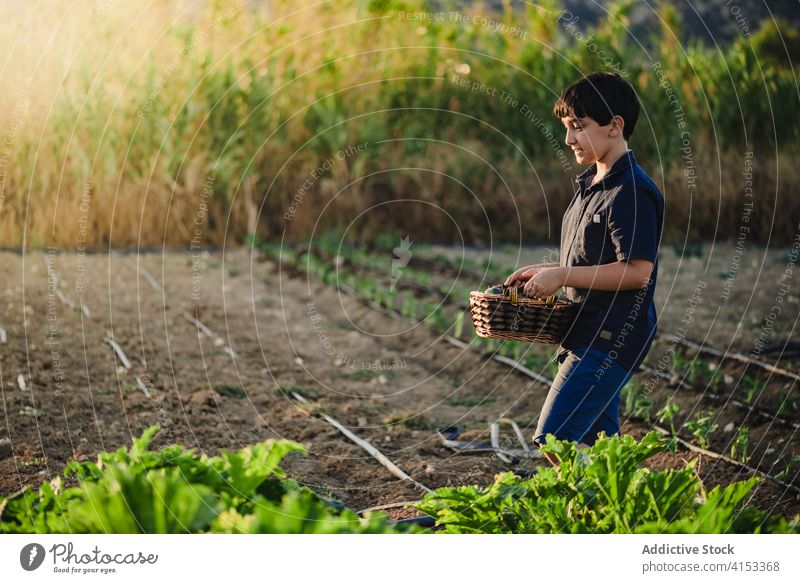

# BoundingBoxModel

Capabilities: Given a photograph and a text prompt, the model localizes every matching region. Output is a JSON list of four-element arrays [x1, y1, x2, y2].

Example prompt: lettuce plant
[[415, 431, 799, 534]]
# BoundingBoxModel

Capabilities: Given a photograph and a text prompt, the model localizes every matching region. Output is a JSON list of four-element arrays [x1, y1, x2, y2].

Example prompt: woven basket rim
[[469, 289, 574, 307]]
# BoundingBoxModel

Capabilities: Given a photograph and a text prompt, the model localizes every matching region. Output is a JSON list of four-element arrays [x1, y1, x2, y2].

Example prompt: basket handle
[[499, 284, 557, 305]]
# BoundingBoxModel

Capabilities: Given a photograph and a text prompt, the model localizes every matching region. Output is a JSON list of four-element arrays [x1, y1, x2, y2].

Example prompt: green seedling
[[400, 296, 417, 318], [498, 340, 515, 359], [773, 456, 800, 482], [523, 353, 542, 369], [707, 367, 723, 393], [212, 384, 246, 399], [453, 311, 465, 339], [741, 376, 767, 404], [274, 383, 319, 401], [670, 351, 692, 380], [687, 359, 702, 383], [382, 410, 436, 431], [621, 381, 653, 422], [776, 392, 798, 416], [684, 411, 718, 450], [381, 289, 397, 311], [656, 397, 681, 453], [729, 427, 750, 464]]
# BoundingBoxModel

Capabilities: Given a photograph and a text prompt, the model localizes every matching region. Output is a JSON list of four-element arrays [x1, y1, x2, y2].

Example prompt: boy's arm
[[560, 259, 653, 291], [528, 186, 661, 297], [523, 259, 653, 298]]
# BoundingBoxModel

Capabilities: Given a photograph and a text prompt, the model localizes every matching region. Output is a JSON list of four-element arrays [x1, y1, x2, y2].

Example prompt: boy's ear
[[609, 115, 625, 138]]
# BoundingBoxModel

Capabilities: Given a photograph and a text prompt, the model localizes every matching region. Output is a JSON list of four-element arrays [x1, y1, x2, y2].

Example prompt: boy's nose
[[565, 131, 576, 145]]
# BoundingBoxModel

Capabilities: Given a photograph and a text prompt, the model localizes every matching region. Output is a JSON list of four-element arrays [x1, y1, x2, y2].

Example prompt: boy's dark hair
[[552, 72, 640, 140]]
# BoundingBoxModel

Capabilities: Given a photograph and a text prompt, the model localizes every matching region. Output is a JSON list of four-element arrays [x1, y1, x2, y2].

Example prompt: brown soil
[[0, 248, 797, 524]]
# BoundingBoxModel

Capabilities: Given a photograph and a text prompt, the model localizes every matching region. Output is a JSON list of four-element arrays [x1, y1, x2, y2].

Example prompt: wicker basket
[[469, 285, 576, 344]]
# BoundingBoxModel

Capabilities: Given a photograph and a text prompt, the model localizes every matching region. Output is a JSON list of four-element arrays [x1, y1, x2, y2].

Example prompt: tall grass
[[0, 0, 797, 248]]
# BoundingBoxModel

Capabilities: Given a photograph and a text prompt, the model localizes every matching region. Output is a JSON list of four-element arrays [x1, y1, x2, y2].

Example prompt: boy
[[505, 72, 665, 466]]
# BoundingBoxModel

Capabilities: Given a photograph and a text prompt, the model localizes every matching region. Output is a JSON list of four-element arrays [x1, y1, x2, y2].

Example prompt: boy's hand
[[523, 267, 566, 299], [504, 264, 542, 287]]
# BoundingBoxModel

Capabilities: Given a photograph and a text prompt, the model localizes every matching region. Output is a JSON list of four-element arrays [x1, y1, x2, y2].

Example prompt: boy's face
[[561, 115, 618, 165]]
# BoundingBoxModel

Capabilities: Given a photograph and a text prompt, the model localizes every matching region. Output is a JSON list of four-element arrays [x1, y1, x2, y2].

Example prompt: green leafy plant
[[498, 340, 516, 359], [523, 353, 543, 369], [656, 397, 681, 453], [685, 411, 719, 450], [774, 456, 800, 482], [400, 296, 417, 318], [415, 431, 799, 534], [656, 397, 680, 434], [741, 376, 767, 405], [687, 359, 703, 383], [621, 381, 653, 422], [511, 343, 525, 363], [670, 351, 688, 375], [730, 427, 750, 464], [707, 365, 724, 393], [381, 410, 436, 431], [453, 311, 465, 339], [381, 288, 397, 311], [776, 391, 798, 416], [0, 426, 413, 534]]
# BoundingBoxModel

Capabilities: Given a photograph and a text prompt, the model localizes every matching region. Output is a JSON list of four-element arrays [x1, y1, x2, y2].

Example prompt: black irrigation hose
[[390, 515, 437, 528]]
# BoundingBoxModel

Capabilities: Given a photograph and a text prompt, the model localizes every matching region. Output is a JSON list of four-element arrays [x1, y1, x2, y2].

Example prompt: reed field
[[0, 0, 798, 249]]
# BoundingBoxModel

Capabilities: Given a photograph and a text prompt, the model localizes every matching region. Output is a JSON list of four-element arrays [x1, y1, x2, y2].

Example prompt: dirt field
[[1, 246, 798, 521]]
